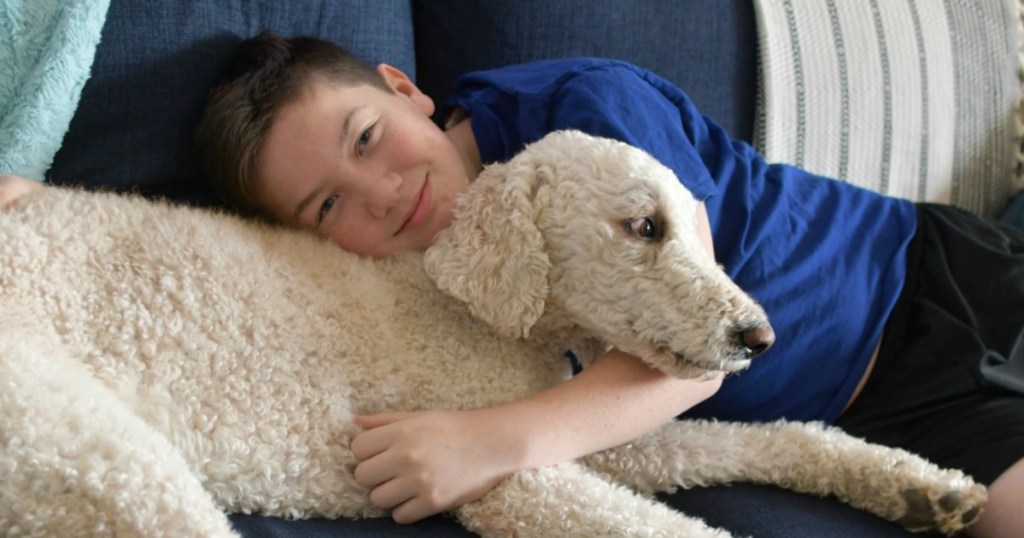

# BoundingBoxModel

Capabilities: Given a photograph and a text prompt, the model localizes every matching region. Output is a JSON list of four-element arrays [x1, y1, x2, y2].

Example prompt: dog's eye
[[627, 217, 658, 240]]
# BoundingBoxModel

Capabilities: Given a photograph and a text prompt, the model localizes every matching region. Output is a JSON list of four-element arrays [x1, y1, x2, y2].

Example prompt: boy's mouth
[[396, 175, 431, 236]]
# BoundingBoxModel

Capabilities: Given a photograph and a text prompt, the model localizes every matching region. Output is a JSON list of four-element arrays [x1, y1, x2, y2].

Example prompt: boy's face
[[255, 66, 475, 257]]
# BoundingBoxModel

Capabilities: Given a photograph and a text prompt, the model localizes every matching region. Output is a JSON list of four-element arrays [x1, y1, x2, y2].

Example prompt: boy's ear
[[376, 63, 434, 116]]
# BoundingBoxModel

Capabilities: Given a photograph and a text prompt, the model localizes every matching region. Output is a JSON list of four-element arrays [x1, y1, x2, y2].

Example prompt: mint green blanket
[[0, 0, 110, 181]]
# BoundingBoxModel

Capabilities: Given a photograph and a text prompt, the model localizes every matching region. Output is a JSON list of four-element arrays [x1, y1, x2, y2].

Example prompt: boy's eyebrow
[[291, 105, 368, 223], [341, 105, 366, 141], [293, 187, 321, 224]]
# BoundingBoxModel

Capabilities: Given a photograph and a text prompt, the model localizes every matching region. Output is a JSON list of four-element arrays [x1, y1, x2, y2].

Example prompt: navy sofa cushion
[[229, 512, 474, 537], [47, 0, 415, 207], [660, 484, 936, 537], [413, 0, 758, 143]]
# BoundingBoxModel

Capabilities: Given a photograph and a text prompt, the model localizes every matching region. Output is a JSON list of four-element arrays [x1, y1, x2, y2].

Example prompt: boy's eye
[[357, 126, 373, 154], [317, 194, 338, 225]]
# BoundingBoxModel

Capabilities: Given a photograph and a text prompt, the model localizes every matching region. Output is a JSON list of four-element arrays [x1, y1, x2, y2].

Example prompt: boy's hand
[[349, 349, 723, 524], [351, 410, 515, 523], [0, 174, 44, 209]]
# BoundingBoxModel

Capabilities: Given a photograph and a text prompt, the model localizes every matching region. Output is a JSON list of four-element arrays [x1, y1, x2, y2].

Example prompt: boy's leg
[[837, 204, 1024, 537], [970, 458, 1024, 537]]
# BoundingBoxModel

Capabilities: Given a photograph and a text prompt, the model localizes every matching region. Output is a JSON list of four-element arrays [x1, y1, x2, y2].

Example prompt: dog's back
[[0, 187, 572, 519]]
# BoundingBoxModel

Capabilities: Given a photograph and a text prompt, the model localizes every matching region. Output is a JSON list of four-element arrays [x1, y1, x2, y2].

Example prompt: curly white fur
[[0, 131, 984, 537]]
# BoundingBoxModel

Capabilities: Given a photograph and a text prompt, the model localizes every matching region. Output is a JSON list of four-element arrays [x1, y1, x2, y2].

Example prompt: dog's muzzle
[[668, 322, 775, 375]]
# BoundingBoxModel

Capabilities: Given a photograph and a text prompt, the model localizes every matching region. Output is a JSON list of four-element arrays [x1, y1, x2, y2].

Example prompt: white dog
[[0, 131, 984, 537]]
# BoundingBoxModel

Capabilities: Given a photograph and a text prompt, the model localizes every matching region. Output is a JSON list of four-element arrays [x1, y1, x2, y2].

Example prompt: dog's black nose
[[739, 325, 775, 358]]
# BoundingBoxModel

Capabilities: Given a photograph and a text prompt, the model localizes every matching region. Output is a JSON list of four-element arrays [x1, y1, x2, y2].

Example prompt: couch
[[32, 0, 1024, 536]]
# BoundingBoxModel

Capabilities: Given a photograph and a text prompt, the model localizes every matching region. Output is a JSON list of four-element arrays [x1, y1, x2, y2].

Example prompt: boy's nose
[[365, 172, 403, 218]]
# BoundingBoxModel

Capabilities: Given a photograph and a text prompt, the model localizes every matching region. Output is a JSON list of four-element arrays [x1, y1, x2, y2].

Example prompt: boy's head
[[197, 31, 393, 218], [197, 32, 478, 257]]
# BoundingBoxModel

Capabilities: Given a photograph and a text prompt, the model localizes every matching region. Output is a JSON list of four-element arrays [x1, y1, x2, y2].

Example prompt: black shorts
[[836, 203, 1024, 485]]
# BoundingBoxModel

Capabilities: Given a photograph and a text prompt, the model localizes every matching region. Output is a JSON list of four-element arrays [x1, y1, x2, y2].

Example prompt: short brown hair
[[196, 31, 392, 218]]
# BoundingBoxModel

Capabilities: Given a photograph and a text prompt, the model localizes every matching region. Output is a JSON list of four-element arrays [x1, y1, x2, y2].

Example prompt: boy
[[194, 32, 1023, 536], [198, 35, 724, 524]]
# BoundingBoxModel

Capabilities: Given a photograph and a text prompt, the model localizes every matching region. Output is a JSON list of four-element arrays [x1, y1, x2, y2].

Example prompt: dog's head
[[424, 130, 773, 378]]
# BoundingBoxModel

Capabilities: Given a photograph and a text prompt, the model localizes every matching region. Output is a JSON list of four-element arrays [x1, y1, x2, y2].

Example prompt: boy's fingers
[[391, 498, 437, 525], [352, 452, 396, 487], [354, 411, 414, 429]]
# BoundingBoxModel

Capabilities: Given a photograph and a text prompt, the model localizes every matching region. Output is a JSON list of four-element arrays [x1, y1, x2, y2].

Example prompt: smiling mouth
[[396, 176, 430, 236]]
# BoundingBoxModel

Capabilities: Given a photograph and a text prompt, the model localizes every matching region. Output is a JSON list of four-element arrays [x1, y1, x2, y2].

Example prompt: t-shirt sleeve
[[546, 66, 718, 201]]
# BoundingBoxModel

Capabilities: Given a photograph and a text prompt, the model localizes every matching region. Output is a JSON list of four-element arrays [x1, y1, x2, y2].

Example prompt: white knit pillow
[[753, 0, 1024, 218]]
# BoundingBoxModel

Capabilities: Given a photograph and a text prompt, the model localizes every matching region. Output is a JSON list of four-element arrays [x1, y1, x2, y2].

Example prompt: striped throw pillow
[[754, 0, 1024, 217]]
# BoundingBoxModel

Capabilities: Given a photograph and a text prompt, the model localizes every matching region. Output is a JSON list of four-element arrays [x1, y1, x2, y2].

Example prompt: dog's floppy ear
[[424, 160, 551, 339]]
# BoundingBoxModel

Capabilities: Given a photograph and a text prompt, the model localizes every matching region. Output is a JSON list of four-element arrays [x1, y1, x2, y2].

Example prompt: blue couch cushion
[[47, 0, 415, 207], [660, 484, 934, 537], [412, 0, 758, 142], [230, 512, 475, 537]]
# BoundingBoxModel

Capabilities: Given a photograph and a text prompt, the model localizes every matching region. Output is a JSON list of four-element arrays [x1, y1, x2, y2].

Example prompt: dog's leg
[[454, 461, 734, 538], [581, 419, 986, 535], [0, 315, 240, 538]]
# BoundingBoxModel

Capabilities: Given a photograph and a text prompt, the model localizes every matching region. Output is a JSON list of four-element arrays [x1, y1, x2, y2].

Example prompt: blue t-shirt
[[442, 58, 917, 423]]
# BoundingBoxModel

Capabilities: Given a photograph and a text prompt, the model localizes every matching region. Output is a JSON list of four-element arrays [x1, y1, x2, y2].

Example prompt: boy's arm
[[352, 352, 722, 523], [352, 205, 720, 523]]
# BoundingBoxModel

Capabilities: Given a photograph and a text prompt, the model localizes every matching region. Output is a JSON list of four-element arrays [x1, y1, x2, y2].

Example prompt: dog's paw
[[895, 477, 986, 535]]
